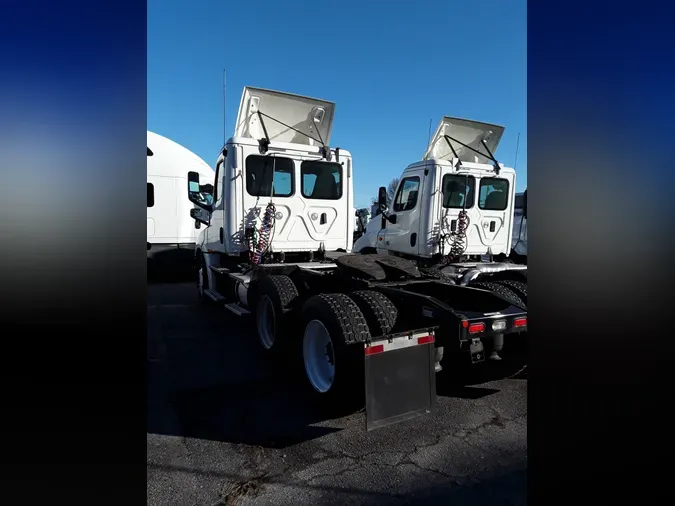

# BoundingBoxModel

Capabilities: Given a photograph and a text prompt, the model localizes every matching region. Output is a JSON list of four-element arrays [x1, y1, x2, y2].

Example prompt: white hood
[[423, 116, 505, 164], [234, 86, 335, 147]]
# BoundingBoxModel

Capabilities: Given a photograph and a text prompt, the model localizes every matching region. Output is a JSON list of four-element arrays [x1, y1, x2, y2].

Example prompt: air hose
[[448, 209, 469, 258], [248, 202, 276, 265]]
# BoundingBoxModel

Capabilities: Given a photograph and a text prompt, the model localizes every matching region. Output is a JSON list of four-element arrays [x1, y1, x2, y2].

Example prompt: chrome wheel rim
[[303, 319, 336, 393], [257, 295, 276, 350], [198, 266, 205, 296]]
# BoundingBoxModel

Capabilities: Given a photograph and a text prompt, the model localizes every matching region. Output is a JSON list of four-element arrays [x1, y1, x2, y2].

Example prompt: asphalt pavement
[[147, 277, 527, 506]]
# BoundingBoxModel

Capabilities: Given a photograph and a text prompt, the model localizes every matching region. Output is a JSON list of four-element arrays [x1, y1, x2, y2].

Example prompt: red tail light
[[364, 344, 384, 356], [417, 335, 435, 345], [468, 322, 485, 334], [513, 317, 527, 328]]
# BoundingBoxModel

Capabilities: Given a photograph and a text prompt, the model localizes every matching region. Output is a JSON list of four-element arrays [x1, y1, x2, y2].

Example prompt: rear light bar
[[364, 331, 435, 356], [461, 316, 527, 334]]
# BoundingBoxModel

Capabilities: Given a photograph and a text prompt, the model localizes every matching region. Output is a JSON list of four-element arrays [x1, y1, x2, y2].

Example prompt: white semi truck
[[147, 131, 215, 268], [354, 116, 528, 367], [186, 88, 528, 430]]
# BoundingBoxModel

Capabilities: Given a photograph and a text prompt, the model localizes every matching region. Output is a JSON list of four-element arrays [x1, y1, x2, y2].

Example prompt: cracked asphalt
[[147, 280, 527, 506]]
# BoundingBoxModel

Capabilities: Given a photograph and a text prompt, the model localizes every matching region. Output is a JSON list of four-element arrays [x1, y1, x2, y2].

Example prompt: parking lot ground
[[147, 280, 527, 506]]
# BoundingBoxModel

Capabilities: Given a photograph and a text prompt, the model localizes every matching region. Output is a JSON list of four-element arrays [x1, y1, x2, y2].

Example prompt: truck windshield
[[301, 160, 342, 200], [442, 174, 475, 209]]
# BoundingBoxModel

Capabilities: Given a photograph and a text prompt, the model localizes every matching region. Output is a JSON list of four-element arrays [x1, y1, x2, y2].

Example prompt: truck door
[[382, 171, 424, 256]]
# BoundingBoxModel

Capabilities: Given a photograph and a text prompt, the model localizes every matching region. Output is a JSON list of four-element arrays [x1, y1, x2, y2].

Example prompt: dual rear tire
[[252, 277, 399, 408]]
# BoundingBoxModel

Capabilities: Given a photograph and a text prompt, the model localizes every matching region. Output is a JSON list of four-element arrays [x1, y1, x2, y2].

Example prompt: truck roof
[[401, 158, 515, 175], [216, 136, 352, 166], [233, 86, 336, 149], [147, 131, 214, 179]]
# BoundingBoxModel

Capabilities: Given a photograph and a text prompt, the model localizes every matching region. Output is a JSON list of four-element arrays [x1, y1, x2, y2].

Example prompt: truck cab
[[354, 116, 516, 262], [189, 87, 355, 275]]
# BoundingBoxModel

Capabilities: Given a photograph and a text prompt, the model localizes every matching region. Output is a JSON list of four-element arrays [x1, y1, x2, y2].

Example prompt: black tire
[[493, 279, 527, 306], [253, 275, 299, 354], [470, 281, 525, 309], [358, 247, 377, 255], [348, 290, 398, 337], [300, 293, 371, 412]]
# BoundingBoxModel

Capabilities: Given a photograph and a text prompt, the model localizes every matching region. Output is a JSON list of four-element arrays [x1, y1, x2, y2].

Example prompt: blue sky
[[148, 0, 527, 209]]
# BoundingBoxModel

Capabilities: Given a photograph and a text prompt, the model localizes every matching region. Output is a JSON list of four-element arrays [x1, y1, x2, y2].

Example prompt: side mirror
[[190, 207, 210, 226], [522, 190, 528, 219], [188, 171, 213, 211], [378, 186, 388, 212]]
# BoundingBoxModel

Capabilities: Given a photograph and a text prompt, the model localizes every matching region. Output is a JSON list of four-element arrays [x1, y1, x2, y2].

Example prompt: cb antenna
[[514, 132, 521, 170], [427, 118, 433, 150], [222, 69, 227, 145]]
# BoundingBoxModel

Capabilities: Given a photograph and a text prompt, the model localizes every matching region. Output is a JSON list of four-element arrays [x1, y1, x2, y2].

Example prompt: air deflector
[[424, 116, 505, 164], [234, 87, 336, 147]]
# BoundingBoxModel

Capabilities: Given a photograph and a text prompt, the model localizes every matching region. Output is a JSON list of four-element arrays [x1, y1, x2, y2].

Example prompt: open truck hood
[[423, 116, 505, 164], [234, 86, 335, 147]]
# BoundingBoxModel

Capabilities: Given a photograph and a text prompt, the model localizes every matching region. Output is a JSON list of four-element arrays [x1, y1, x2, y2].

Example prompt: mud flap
[[363, 330, 437, 431]]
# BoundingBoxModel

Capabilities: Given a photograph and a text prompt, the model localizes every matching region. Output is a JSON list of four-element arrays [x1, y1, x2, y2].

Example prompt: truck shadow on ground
[[147, 307, 346, 449], [435, 353, 527, 399], [147, 287, 526, 450], [147, 258, 194, 284]]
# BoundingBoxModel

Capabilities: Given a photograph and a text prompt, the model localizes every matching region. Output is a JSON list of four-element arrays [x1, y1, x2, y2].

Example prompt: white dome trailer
[[147, 131, 215, 269], [185, 87, 527, 431]]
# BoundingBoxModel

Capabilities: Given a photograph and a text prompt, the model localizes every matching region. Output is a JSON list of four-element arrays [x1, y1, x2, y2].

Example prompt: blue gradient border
[[0, 0, 147, 502], [1, 0, 674, 502]]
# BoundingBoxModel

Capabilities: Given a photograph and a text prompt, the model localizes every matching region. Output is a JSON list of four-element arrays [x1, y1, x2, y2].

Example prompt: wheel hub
[[325, 342, 335, 366], [303, 319, 336, 393], [257, 295, 276, 350]]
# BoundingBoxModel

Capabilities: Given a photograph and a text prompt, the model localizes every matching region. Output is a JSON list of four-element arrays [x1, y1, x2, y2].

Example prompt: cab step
[[224, 303, 250, 316], [204, 289, 226, 302]]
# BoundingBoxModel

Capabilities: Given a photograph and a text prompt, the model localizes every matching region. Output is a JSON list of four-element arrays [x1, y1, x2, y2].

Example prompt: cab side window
[[213, 155, 223, 204], [393, 177, 420, 212]]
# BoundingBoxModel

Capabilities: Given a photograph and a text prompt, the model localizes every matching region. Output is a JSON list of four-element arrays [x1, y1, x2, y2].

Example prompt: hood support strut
[[255, 111, 334, 161], [443, 134, 502, 175]]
